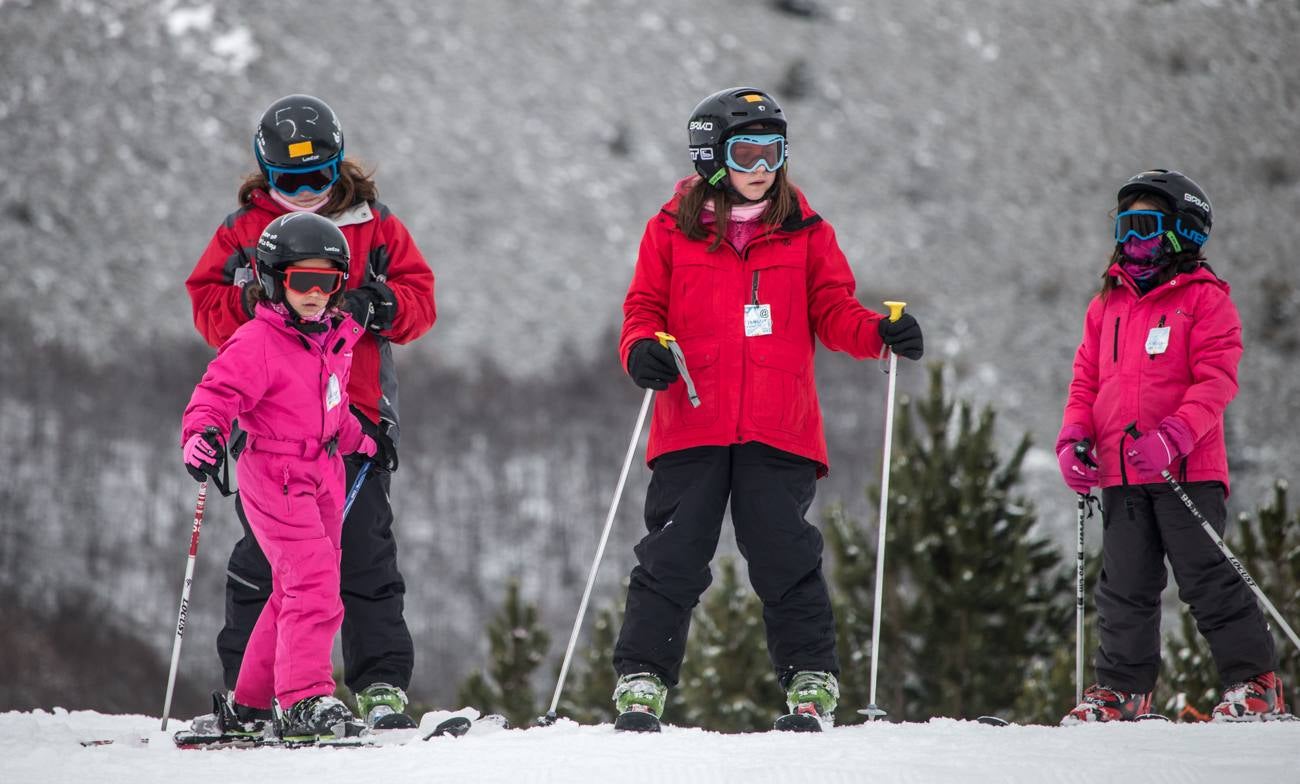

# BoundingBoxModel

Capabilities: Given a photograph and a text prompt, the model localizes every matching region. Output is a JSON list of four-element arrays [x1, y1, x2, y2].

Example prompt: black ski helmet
[[688, 87, 786, 188], [254, 94, 344, 177], [1117, 169, 1212, 252], [255, 213, 350, 305]]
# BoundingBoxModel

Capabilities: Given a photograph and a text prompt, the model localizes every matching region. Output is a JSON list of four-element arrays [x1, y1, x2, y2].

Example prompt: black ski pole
[[1125, 423, 1300, 654]]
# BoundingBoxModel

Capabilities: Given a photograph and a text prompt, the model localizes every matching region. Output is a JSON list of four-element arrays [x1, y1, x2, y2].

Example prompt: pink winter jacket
[[1060, 263, 1241, 492], [181, 304, 367, 457]]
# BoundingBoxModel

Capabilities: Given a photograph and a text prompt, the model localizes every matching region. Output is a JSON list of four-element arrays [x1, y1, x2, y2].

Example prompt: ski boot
[[1213, 672, 1288, 722], [278, 695, 365, 744], [356, 682, 417, 730], [776, 671, 838, 732], [1060, 683, 1152, 724], [174, 691, 272, 747], [613, 672, 667, 733]]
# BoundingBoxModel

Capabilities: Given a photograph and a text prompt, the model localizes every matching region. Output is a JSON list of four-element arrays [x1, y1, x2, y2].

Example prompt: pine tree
[[671, 557, 776, 730], [556, 602, 623, 725], [1161, 480, 1300, 719], [829, 364, 1073, 721], [456, 580, 551, 728]]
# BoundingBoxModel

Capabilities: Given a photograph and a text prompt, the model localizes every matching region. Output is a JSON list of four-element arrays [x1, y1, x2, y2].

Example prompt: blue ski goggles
[[724, 133, 786, 173], [264, 157, 341, 196], [1114, 210, 1167, 243]]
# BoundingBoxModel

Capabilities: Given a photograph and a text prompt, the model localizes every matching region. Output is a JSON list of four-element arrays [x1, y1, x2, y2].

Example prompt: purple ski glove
[[183, 431, 220, 470], [1056, 423, 1098, 494], [1125, 416, 1194, 475]]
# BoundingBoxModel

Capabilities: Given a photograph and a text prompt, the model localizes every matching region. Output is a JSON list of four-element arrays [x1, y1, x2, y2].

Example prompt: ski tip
[[613, 710, 662, 733], [975, 715, 1011, 727], [423, 716, 472, 740], [773, 713, 824, 732], [1135, 713, 1171, 722]]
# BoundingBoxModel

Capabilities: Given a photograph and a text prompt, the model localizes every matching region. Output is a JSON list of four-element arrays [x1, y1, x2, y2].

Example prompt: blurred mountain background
[[1, 0, 1297, 714]]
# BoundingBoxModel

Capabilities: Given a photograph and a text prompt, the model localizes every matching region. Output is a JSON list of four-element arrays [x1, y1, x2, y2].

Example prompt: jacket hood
[[1106, 261, 1229, 298]]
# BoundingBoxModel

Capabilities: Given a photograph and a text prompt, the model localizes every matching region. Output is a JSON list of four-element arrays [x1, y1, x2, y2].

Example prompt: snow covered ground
[[4, 708, 1298, 784]]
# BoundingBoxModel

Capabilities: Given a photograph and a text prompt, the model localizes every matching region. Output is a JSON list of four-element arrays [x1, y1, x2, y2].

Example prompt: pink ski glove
[[1125, 416, 1194, 475], [1056, 423, 1098, 494], [183, 431, 220, 470], [357, 434, 378, 458]]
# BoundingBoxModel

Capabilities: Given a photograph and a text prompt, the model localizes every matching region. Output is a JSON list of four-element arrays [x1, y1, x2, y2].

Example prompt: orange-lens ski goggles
[[284, 267, 345, 296]]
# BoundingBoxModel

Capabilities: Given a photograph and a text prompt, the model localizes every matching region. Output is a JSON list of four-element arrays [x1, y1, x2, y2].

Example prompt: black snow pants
[[612, 442, 839, 688], [1095, 482, 1277, 692], [217, 456, 414, 692]]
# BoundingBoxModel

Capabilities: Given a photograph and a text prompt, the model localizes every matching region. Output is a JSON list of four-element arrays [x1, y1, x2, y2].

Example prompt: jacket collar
[[1106, 261, 1229, 298], [252, 303, 365, 354], [248, 189, 374, 228], [657, 184, 823, 235]]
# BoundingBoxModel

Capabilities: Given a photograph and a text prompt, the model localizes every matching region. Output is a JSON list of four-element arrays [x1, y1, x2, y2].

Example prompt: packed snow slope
[[4, 708, 1298, 784]]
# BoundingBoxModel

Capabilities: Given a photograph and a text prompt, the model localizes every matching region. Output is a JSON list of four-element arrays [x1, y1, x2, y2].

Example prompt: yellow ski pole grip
[[651, 332, 700, 408], [883, 301, 907, 323]]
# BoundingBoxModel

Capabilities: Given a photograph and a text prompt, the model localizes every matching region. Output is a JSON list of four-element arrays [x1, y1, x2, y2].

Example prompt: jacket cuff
[[1055, 422, 1091, 455]]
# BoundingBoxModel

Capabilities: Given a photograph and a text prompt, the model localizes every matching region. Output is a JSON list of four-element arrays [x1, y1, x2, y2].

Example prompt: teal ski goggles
[[724, 133, 786, 173], [264, 158, 341, 197], [1114, 210, 1167, 243]]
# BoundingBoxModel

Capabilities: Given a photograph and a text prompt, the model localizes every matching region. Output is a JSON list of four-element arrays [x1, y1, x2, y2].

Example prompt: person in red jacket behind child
[[609, 87, 924, 731], [1056, 169, 1280, 724], [185, 94, 434, 729]]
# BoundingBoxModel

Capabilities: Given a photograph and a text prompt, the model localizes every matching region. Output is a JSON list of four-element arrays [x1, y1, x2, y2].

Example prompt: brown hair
[[676, 167, 799, 252], [238, 158, 379, 217], [1100, 192, 1205, 297]]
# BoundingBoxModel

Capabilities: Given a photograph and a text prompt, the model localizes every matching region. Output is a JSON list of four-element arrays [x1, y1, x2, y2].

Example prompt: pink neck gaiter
[[269, 187, 332, 214]]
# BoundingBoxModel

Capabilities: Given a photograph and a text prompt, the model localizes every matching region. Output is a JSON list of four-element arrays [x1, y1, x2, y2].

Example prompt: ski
[[975, 712, 1171, 727], [773, 712, 826, 732], [613, 709, 662, 733]]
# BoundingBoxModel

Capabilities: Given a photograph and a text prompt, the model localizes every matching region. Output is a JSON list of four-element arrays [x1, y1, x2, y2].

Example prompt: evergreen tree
[[671, 557, 776, 731], [557, 603, 623, 725], [1161, 480, 1300, 719], [829, 364, 1073, 721], [456, 580, 551, 728]]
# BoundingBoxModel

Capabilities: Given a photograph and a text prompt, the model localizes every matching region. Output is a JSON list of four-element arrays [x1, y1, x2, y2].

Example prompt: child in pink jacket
[[1056, 170, 1280, 724], [181, 212, 391, 740]]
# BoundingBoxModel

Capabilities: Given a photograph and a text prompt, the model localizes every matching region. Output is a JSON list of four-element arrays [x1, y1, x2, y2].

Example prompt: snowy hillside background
[[2, 0, 1299, 718]]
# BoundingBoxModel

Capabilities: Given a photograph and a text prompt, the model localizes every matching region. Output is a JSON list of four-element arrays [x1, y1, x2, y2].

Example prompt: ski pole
[[344, 460, 372, 520], [1072, 439, 1096, 707], [161, 479, 209, 731], [542, 333, 695, 724], [861, 300, 907, 721], [1125, 423, 1300, 654]]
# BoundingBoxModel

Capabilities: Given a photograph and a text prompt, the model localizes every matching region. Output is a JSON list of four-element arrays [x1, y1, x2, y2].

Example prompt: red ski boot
[[1060, 684, 1152, 724], [1212, 672, 1287, 722]]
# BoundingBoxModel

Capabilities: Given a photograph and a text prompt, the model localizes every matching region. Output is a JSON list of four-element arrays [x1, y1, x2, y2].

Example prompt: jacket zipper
[[1112, 316, 1120, 363]]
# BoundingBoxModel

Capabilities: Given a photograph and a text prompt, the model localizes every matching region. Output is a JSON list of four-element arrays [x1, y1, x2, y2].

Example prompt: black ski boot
[[174, 691, 272, 747], [279, 695, 365, 743]]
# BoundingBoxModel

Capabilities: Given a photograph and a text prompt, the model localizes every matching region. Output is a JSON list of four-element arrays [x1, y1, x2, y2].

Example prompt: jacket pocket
[[658, 339, 720, 430], [668, 255, 723, 338], [746, 338, 812, 436], [749, 256, 807, 336]]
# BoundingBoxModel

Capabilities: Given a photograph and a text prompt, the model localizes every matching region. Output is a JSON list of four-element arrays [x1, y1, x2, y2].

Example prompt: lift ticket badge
[[326, 374, 342, 411], [1145, 326, 1170, 355], [744, 304, 773, 337]]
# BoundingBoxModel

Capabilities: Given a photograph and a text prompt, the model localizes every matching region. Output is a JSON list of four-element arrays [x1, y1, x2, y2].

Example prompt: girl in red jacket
[[181, 213, 390, 740], [186, 94, 433, 730], [611, 87, 924, 730], [1056, 170, 1281, 723]]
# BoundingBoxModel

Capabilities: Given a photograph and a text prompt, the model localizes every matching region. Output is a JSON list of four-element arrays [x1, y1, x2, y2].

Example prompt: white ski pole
[[861, 301, 907, 721], [542, 333, 696, 723], [1125, 424, 1300, 654], [161, 479, 209, 731]]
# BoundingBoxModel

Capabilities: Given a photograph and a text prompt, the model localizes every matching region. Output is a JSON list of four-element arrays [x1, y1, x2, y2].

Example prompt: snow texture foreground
[[4, 708, 1298, 783]]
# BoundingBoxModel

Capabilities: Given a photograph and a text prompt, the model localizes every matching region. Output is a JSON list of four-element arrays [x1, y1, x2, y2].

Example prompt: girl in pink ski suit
[[181, 213, 376, 723]]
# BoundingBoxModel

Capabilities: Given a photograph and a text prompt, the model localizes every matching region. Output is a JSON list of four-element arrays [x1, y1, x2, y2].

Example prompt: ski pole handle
[[653, 331, 701, 408], [1075, 438, 1097, 470], [883, 300, 907, 322]]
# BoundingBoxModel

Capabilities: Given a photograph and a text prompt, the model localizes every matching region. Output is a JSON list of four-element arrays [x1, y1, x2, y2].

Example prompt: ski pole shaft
[[864, 300, 906, 720], [161, 480, 208, 731], [343, 461, 371, 520], [1125, 424, 1300, 654], [1075, 493, 1087, 707], [546, 386, 655, 718]]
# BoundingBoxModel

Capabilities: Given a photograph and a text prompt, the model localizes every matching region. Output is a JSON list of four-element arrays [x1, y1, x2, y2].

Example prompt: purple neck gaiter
[[1120, 236, 1165, 292]]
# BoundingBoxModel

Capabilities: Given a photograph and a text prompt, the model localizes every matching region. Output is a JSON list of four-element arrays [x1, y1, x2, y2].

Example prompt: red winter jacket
[[186, 189, 435, 430], [621, 187, 887, 476], [1060, 263, 1241, 492]]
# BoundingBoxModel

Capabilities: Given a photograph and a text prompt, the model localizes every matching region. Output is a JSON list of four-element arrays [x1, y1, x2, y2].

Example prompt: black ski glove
[[368, 429, 399, 474], [877, 313, 924, 360], [627, 339, 679, 390], [341, 280, 397, 333], [348, 407, 399, 474]]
